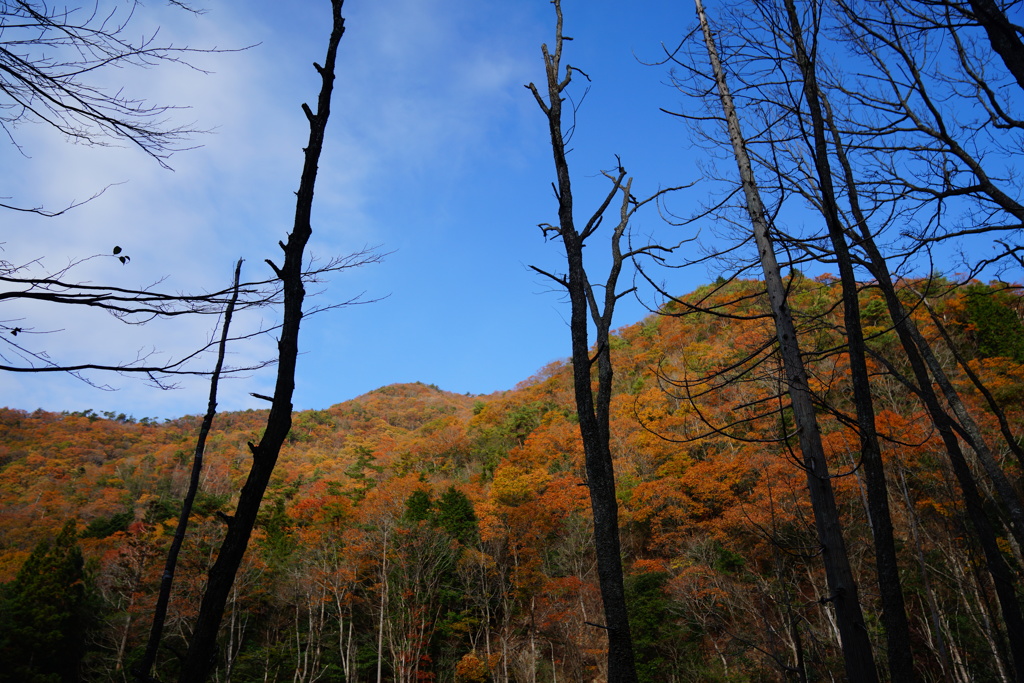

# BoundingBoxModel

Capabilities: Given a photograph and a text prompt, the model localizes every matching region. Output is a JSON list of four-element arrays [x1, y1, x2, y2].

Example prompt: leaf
[[118, 256, 130, 265], [112, 246, 122, 254]]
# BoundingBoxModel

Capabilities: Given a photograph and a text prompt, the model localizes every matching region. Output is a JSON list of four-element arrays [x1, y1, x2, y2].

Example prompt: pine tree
[[435, 487, 478, 546], [0, 521, 88, 683]]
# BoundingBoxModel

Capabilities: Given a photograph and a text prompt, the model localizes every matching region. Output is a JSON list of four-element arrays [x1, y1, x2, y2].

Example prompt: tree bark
[[695, 2, 879, 679], [966, 0, 1024, 91], [527, 3, 638, 678], [859, 250, 1024, 681], [776, 1, 917, 678], [178, 3, 347, 681], [134, 259, 243, 682]]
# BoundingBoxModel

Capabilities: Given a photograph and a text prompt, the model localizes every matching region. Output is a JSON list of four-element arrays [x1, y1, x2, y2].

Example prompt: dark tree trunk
[[527, 3, 638, 678], [177, 3, 346, 681], [858, 245, 1024, 681], [134, 259, 243, 682], [966, 0, 1024, 91], [778, 1, 917, 678], [696, 2, 879, 680], [919, 298, 1024, 471]]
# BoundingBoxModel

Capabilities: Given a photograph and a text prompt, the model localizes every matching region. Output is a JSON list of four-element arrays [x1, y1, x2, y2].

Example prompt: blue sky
[[7, 0, 1014, 420], [4, 0, 712, 419]]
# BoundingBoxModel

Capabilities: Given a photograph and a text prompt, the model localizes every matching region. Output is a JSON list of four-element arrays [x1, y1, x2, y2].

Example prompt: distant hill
[[1, 278, 1022, 682]]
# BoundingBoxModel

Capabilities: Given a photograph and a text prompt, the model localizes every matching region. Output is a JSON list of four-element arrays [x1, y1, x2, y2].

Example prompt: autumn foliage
[[1, 277, 1023, 681]]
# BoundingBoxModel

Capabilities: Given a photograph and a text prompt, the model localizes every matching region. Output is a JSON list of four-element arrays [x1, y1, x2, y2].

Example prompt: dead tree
[[960, 0, 1024, 91], [0, 1, 272, 386], [0, 0, 214, 175], [526, 1, 680, 678], [133, 259, 243, 683], [772, 0, 1024, 674], [177, 3, 365, 680], [775, 0, 918, 678], [0, 248, 374, 394], [694, 1, 880, 680]]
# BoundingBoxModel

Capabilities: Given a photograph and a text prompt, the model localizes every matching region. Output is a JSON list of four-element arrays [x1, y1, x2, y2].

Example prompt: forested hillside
[[1, 276, 1022, 682]]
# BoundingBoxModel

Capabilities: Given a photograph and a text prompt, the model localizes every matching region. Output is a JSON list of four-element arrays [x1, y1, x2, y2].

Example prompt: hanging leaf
[[112, 246, 122, 255], [118, 256, 130, 265]]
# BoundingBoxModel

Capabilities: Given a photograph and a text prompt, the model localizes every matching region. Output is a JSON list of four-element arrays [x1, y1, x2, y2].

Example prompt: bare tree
[[828, 0, 1024, 273], [817, 9, 1024, 673], [639, 0, 1024, 678], [0, 1, 260, 385], [177, 2, 359, 680], [773, 1, 920, 679], [940, 0, 1024, 92], [692, 2, 881, 679], [133, 258, 243, 683], [526, 2, 680, 680], [0, 248, 366, 387], [1, 0, 215, 178], [677, 0, 1024, 677]]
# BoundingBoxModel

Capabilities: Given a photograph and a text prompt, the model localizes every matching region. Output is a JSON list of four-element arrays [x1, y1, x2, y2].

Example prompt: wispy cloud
[[3, 0, 695, 419]]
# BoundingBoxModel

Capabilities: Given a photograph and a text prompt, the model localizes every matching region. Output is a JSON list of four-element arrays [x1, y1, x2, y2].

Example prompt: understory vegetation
[[2, 276, 1022, 682]]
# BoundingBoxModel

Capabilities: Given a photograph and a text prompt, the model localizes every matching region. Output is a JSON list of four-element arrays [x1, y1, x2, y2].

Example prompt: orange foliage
[[2, 278, 1023, 680]]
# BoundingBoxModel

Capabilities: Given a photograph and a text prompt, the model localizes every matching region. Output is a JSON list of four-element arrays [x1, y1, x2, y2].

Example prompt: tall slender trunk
[[695, 2, 878, 679], [838, 133, 1024, 678], [968, 0, 1024, 91], [135, 258, 243, 682], [777, 1, 917, 677], [865, 267, 1024, 680], [806, 9, 1024, 672], [917, 295, 1024, 472], [377, 526, 388, 683], [952, 545, 1014, 683], [526, 2, 642, 679], [906, 304, 1024, 550], [178, 4, 347, 681], [897, 466, 953, 679]]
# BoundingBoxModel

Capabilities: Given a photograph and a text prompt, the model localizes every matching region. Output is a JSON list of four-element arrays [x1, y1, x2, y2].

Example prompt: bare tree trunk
[[224, 582, 248, 683], [525, 2, 680, 679], [952, 546, 1014, 683], [694, 2, 879, 679], [904, 304, 1024, 550], [917, 294, 1024, 472], [377, 526, 388, 683], [135, 258, 243, 682], [178, 4, 347, 680], [865, 272, 1024, 680], [966, 0, 1024, 90], [897, 466, 953, 680], [775, 1, 917, 678], [798, 3, 1024, 671], [837, 141, 1024, 677]]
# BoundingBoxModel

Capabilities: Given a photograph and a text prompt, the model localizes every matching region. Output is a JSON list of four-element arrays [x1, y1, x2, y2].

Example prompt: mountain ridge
[[2, 276, 1022, 681]]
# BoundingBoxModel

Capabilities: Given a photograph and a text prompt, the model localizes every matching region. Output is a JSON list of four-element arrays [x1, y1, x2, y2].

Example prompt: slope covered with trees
[[1, 276, 1022, 681]]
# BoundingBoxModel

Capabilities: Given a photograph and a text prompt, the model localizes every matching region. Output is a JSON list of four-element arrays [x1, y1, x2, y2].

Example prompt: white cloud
[[4, 0, 618, 418]]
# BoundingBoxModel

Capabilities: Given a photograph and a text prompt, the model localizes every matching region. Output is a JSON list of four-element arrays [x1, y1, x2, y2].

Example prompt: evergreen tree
[[0, 521, 88, 683], [434, 487, 478, 546], [404, 489, 434, 523], [966, 285, 1024, 362], [625, 571, 690, 683]]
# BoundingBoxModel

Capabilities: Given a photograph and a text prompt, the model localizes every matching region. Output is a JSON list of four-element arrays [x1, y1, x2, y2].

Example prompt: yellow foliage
[[490, 464, 550, 506], [454, 652, 493, 682]]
